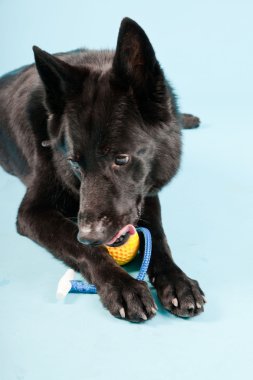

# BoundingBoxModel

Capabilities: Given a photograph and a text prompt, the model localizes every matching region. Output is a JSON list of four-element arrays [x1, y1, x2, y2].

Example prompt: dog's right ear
[[33, 46, 85, 113]]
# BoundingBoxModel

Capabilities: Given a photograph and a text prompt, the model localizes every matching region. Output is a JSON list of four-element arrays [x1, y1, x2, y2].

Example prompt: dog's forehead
[[66, 74, 147, 152], [66, 110, 146, 155]]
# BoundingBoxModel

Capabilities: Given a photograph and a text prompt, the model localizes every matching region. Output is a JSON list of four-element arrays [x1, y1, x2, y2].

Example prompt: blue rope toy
[[56, 227, 152, 298]]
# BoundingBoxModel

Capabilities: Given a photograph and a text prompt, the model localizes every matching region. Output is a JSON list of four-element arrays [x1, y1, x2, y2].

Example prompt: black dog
[[0, 18, 205, 321]]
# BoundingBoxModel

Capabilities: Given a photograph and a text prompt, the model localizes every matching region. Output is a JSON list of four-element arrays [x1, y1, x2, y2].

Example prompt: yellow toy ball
[[105, 231, 140, 265]]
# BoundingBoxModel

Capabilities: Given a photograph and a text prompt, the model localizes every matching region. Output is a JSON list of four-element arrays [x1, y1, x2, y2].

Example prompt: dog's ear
[[113, 18, 168, 122], [33, 46, 85, 113], [113, 18, 159, 86]]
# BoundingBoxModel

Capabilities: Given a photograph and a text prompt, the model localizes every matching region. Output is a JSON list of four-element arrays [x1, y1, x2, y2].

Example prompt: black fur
[[0, 18, 205, 321]]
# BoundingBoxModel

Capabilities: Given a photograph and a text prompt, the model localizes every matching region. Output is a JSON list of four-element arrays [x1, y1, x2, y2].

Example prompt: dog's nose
[[77, 233, 103, 246], [77, 219, 107, 246]]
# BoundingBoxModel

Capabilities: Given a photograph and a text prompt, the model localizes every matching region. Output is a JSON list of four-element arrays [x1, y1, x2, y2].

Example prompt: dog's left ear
[[113, 18, 160, 85], [113, 18, 168, 122]]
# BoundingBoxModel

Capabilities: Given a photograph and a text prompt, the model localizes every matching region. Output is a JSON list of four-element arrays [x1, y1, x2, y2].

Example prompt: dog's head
[[33, 18, 181, 246]]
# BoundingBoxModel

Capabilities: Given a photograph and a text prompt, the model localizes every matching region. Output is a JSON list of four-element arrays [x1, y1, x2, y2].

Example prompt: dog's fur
[[0, 18, 205, 321]]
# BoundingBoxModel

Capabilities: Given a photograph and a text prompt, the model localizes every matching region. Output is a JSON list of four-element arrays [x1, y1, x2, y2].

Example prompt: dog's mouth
[[105, 224, 136, 247]]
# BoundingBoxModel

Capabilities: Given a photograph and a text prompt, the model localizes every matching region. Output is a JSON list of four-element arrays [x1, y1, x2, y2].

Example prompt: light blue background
[[0, 1, 252, 379]]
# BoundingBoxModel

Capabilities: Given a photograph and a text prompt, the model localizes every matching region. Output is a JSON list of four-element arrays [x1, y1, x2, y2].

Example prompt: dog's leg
[[140, 195, 206, 317], [180, 113, 200, 129], [16, 188, 156, 322]]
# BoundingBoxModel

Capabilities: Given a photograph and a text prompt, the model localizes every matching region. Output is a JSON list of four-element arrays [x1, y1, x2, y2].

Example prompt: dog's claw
[[140, 313, 147, 321], [119, 307, 125, 318], [151, 307, 157, 314], [172, 298, 178, 307], [196, 302, 202, 309]]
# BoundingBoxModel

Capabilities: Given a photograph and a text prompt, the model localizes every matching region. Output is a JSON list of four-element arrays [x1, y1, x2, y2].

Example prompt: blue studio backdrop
[[0, 1, 252, 380]]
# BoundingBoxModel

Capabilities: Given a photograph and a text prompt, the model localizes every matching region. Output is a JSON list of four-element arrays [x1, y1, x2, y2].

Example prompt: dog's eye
[[114, 154, 129, 166]]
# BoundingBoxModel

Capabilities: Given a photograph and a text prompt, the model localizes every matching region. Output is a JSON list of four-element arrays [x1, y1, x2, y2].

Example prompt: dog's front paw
[[98, 276, 157, 322], [153, 270, 206, 318]]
